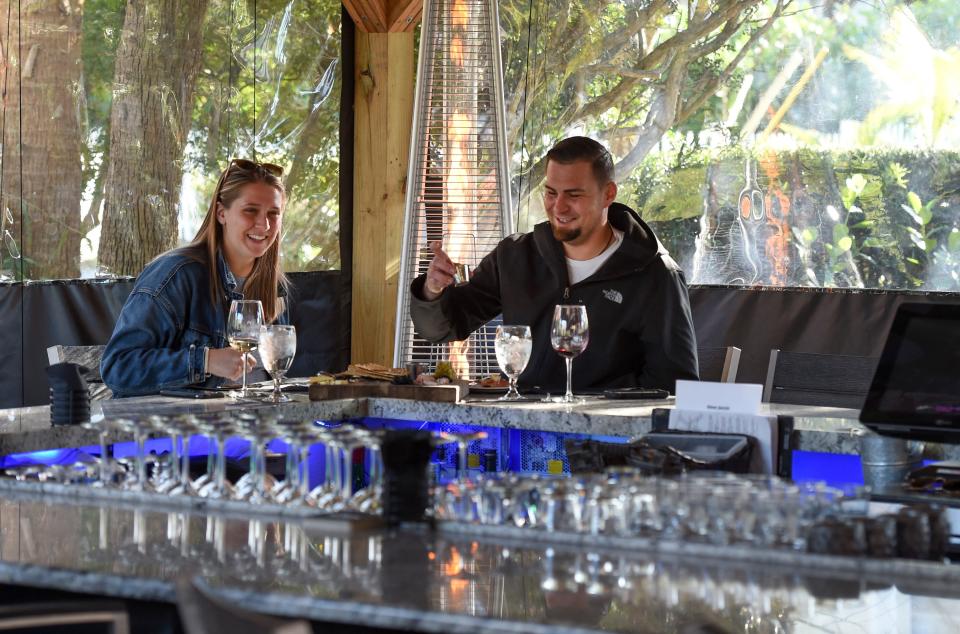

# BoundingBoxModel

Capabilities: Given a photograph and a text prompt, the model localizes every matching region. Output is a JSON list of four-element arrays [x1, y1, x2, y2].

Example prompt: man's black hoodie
[[410, 202, 699, 393]]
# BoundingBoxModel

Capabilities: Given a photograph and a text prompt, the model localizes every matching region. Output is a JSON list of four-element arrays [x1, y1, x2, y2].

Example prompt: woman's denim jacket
[[101, 248, 288, 397]]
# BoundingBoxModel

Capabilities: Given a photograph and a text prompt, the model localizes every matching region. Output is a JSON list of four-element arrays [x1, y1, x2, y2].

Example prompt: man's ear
[[604, 180, 618, 207]]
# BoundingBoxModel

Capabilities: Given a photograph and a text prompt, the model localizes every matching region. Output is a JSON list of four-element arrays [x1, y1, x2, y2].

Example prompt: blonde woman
[[102, 159, 290, 396]]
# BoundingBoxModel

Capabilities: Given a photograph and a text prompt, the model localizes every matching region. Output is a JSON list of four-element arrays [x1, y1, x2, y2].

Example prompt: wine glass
[[259, 325, 296, 402], [550, 304, 589, 403], [494, 325, 532, 401], [227, 299, 264, 398], [439, 430, 488, 482]]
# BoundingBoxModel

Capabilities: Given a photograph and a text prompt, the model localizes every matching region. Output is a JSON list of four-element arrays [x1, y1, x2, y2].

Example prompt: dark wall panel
[[0, 283, 23, 408], [1, 271, 346, 408], [19, 279, 135, 409], [688, 286, 960, 385], [286, 271, 346, 379]]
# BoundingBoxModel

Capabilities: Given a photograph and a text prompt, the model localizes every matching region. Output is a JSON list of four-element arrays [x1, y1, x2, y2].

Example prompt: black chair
[[175, 576, 311, 634], [47, 344, 112, 400], [697, 346, 741, 383], [762, 349, 878, 409], [0, 601, 129, 632]]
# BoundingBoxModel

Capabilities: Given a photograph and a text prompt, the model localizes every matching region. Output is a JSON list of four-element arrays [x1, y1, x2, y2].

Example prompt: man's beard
[[551, 223, 581, 243]]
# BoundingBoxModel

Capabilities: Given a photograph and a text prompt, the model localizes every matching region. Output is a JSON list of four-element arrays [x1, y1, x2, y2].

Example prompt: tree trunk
[[98, 0, 209, 276], [0, 0, 84, 280]]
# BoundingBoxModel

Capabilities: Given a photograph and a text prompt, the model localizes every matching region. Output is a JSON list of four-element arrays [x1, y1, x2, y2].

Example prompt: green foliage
[[79, 0, 126, 181], [500, 0, 783, 224], [76, 0, 342, 275], [843, 6, 960, 146], [190, 0, 344, 270], [637, 147, 960, 291]]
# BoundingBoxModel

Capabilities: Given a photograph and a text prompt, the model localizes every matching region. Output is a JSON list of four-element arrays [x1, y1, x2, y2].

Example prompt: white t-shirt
[[566, 228, 624, 285]]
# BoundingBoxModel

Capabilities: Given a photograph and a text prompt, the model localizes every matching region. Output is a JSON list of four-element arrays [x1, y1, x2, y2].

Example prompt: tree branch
[[676, 0, 789, 124], [637, 0, 763, 72], [578, 64, 660, 81], [615, 51, 689, 177]]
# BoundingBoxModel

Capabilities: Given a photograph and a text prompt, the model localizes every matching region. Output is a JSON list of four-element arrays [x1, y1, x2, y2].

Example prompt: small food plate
[[469, 384, 509, 394], [247, 378, 311, 393]]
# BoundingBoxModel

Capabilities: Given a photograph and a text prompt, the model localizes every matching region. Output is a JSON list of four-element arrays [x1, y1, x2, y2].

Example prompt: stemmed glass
[[259, 325, 296, 403], [82, 419, 123, 487], [113, 417, 154, 492], [494, 325, 532, 401], [197, 417, 235, 500], [439, 430, 488, 482], [308, 428, 346, 510], [227, 299, 264, 398], [550, 304, 589, 403], [234, 416, 276, 504], [270, 420, 317, 506], [352, 429, 385, 513]]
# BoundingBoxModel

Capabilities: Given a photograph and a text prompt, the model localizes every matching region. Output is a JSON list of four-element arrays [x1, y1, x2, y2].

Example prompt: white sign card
[[674, 380, 762, 415]]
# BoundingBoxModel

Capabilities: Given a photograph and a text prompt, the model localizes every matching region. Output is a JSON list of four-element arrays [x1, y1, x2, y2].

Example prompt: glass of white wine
[[494, 325, 532, 400], [227, 299, 264, 398], [259, 324, 296, 402]]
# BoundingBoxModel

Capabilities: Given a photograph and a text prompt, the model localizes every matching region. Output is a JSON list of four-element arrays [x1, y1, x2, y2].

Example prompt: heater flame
[[451, 36, 464, 66], [451, 0, 469, 27], [443, 546, 470, 601], [446, 109, 474, 378], [759, 153, 790, 286], [443, 0, 476, 379]]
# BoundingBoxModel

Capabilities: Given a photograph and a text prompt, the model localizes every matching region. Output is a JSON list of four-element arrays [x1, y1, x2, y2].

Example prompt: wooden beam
[[343, 0, 421, 32], [342, 0, 369, 32], [387, 0, 422, 32], [343, 0, 388, 32], [351, 31, 415, 367]]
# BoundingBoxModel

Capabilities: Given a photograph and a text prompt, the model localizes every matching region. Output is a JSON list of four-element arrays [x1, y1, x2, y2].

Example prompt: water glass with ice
[[494, 325, 532, 400], [259, 325, 296, 402]]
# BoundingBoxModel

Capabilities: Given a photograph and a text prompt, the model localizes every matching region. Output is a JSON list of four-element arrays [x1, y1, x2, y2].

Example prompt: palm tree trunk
[[0, 0, 84, 280], [98, 0, 209, 276]]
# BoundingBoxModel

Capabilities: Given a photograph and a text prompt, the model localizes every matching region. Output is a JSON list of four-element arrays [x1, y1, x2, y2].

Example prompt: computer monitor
[[860, 302, 960, 442]]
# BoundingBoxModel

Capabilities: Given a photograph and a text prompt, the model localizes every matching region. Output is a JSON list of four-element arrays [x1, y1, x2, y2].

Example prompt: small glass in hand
[[494, 325, 532, 401], [550, 304, 589, 403], [259, 325, 296, 402], [227, 299, 264, 398]]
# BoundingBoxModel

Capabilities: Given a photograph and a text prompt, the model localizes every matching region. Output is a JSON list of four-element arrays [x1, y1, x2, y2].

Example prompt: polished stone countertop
[[1, 392, 951, 460], [3, 484, 960, 633]]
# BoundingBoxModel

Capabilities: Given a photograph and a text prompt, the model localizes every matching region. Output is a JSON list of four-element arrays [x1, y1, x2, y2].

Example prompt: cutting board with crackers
[[308, 363, 466, 402]]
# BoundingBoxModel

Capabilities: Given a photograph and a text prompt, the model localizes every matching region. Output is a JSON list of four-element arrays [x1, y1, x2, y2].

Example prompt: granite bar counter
[[1, 393, 954, 460], [3, 484, 960, 632]]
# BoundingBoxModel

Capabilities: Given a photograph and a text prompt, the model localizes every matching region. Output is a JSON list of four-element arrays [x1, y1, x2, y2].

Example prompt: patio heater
[[393, 0, 513, 380]]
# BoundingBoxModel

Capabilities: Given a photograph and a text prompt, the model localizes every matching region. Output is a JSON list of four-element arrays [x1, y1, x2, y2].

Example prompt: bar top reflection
[[2, 491, 960, 633]]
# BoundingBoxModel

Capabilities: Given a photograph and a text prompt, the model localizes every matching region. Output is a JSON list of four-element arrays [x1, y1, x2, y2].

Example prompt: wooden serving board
[[308, 381, 465, 402]]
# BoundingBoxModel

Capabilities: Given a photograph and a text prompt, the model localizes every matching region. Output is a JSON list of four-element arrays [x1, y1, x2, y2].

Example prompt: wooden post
[[350, 30, 415, 366], [346, 0, 421, 366]]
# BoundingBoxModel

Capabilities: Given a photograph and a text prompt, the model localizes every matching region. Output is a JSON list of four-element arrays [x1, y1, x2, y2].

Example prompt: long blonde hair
[[190, 160, 290, 322]]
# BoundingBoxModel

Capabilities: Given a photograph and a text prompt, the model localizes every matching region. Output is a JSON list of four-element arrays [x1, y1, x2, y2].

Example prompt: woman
[[101, 159, 290, 397]]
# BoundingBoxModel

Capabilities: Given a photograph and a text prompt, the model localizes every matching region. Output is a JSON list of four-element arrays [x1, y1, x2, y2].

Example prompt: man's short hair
[[545, 136, 615, 185]]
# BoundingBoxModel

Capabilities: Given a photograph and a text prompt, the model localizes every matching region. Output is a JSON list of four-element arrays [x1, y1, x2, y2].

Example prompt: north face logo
[[602, 289, 623, 304]]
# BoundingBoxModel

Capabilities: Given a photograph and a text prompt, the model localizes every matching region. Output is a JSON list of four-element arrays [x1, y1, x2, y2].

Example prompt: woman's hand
[[206, 347, 257, 381]]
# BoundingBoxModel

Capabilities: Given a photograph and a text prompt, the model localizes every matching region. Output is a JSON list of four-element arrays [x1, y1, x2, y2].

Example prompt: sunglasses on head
[[229, 158, 284, 177]]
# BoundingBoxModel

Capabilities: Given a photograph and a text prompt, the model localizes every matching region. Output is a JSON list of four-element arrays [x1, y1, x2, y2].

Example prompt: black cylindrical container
[[381, 430, 434, 526], [46, 363, 91, 426], [482, 448, 498, 472]]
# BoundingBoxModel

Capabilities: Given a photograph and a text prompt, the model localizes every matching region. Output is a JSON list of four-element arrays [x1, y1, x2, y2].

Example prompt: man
[[410, 136, 699, 393]]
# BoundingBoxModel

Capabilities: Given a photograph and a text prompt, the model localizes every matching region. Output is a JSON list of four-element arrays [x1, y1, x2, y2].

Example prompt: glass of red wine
[[550, 304, 589, 403]]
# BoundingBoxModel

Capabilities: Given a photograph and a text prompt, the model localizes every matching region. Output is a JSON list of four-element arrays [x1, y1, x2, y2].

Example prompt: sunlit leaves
[[844, 6, 960, 147]]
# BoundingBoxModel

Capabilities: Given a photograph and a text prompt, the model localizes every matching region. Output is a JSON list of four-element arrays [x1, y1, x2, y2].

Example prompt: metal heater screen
[[393, 0, 513, 381]]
